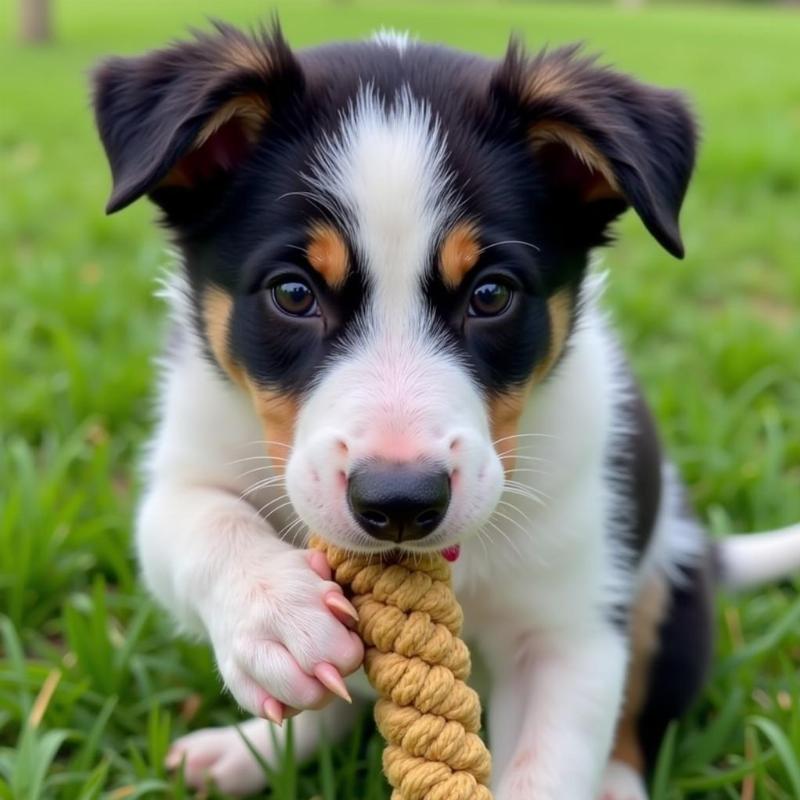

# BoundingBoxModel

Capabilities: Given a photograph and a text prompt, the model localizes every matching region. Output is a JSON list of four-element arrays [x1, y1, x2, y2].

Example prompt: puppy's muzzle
[[347, 460, 451, 543]]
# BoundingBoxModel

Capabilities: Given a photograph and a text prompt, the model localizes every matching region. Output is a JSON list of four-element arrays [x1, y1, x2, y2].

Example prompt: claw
[[325, 591, 359, 624], [314, 662, 352, 703], [263, 696, 284, 727]]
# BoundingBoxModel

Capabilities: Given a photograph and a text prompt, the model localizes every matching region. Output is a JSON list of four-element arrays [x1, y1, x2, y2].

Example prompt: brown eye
[[272, 280, 319, 317], [469, 280, 512, 317]]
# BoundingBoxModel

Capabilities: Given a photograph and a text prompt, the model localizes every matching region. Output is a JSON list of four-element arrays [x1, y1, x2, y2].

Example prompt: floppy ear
[[491, 42, 698, 258], [92, 21, 303, 217]]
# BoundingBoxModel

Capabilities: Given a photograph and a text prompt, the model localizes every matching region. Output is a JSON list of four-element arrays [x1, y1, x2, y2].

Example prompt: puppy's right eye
[[468, 279, 513, 318], [271, 280, 319, 317]]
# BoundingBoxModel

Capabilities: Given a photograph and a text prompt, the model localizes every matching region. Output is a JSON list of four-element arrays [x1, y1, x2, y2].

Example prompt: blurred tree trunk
[[19, 0, 52, 44]]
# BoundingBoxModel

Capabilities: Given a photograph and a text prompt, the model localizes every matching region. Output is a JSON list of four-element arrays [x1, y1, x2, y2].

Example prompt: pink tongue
[[441, 545, 461, 563]]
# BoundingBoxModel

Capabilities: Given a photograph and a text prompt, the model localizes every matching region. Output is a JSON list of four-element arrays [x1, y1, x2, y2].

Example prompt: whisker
[[502, 486, 549, 508], [475, 528, 490, 560], [257, 495, 292, 517], [241, 440, 294, 451], [227, 455, 290, 467], [497, 499, 536, 529], [278, 515, 308, 545], [504, 478, 550, 496], [240, 476, 286, 500], [496, 453, 552, 464], [477, 239, 541, 256], [485, 518, 522, 558], [490, 508, 531, 540], [275, 190, 337, 218], [492, 432, 556, 446], [261, 499, 295, 520], [506, 467, 551, 477], [236, 464, 286, 481]]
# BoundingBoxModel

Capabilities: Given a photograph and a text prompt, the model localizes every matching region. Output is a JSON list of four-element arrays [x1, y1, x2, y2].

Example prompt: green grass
[[1, 0, 800, 797]]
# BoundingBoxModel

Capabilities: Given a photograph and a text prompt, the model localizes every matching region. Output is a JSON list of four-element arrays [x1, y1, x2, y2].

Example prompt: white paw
[[597, 761, 648, 800], [204, 548, 364, 716], [166, 724, 269, 796]]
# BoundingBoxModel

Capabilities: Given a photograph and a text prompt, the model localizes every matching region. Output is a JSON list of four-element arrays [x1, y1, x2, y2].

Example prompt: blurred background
[[1, 1, 799, 798]]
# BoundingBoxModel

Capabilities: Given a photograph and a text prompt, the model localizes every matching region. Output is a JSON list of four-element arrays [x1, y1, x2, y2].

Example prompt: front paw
[[206, 548, 364, 719]]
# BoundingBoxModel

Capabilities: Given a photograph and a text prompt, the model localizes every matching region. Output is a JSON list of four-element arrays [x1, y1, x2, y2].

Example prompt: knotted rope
[[310, 536, 492, 800]]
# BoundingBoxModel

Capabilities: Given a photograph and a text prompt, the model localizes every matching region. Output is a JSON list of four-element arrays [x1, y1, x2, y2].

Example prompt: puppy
[[92, 23, 800, 799]]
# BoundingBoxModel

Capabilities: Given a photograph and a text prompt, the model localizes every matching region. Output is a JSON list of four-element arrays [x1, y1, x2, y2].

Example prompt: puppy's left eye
[[469, 280, 513, 317], [272, 280, 320, 317]]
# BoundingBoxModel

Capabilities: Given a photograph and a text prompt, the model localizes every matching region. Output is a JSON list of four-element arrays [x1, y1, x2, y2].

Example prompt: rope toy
[[309, 535, 492, 800]]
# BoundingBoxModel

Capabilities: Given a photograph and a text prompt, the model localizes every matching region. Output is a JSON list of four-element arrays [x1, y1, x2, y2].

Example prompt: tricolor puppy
[[93, 23, 800, 800]]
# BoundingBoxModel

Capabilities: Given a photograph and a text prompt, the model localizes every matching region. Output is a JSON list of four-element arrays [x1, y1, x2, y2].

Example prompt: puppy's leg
[[599, 557, 715, 800], [137, 484, 363, 716], [599, 575, 670, 800], [168, 698, 363, 795], [492, 625, 628, 800]]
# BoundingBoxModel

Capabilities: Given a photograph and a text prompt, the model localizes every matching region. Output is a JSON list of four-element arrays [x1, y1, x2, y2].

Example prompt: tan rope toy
[[309, 535, 492, 800]]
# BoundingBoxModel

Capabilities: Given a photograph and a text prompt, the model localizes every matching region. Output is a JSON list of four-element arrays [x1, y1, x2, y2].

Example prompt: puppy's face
[[94, 25, 695, 552]]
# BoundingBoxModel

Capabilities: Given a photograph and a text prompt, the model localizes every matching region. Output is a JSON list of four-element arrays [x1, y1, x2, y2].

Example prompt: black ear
[[491, 42, 698, 258], [92, 21, 303, 216]]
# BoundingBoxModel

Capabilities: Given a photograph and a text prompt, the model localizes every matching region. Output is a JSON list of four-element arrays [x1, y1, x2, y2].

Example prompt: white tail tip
[[718, 524, 800, 590]]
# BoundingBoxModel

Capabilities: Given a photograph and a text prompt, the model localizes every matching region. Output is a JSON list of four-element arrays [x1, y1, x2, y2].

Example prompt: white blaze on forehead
[[308, 86, 456, 325]]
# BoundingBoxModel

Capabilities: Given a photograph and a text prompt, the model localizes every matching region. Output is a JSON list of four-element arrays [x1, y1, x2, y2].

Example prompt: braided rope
[[310, 536, 492, 800]]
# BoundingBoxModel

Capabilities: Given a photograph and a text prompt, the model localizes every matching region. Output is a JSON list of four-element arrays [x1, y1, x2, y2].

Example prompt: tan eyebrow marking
[[439, 222, 481, 289], [306, 223, 349, 289]]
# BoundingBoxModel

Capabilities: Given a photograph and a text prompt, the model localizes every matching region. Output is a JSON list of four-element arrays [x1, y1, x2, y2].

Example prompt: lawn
[[1, 0, 800, 797]]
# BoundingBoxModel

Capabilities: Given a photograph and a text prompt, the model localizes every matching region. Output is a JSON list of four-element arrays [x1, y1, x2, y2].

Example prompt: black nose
[[347, 461, 451, 543]]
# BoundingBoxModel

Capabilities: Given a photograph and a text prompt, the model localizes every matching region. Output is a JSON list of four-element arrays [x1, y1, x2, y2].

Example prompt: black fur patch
[[639, 550, 716, 771], [610, 378, 664, 569]]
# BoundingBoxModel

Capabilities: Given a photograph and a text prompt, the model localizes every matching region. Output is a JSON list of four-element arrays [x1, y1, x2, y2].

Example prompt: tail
[[717, 523, 800, 590]]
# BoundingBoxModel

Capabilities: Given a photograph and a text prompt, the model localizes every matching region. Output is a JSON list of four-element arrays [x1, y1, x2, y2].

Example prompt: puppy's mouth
[[285, 436, 506, 560]]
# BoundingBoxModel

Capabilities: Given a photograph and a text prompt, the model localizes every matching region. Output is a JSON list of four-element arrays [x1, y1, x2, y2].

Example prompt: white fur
[[719, 524, 800, 589], [291, 87, 504, 553], [371, 28, 413, 53], [168, 700, 362, 795], [308, 85, 455, 319]]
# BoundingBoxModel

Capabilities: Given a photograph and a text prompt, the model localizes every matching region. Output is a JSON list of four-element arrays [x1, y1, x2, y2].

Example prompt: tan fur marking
[[158, 94, 269, 190], [203, 289, 297, 468], [223, 39, 271, 74], [530, 121, 621, 201], [489, 289, 574, 471], [611, 574, 671, 774], [489, 388, 530, 474], [532, 289, 573, 384], [527, 62, 578, 102], [439, 222, 481, 289], [195, 93, 269, 148], [307, 224, 349, 289], [247, 388, 298, 469], [202, 287, 244, 386]]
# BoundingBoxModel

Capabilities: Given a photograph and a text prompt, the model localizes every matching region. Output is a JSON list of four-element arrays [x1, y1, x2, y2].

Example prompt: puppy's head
[[93, 23, 696, 553]]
